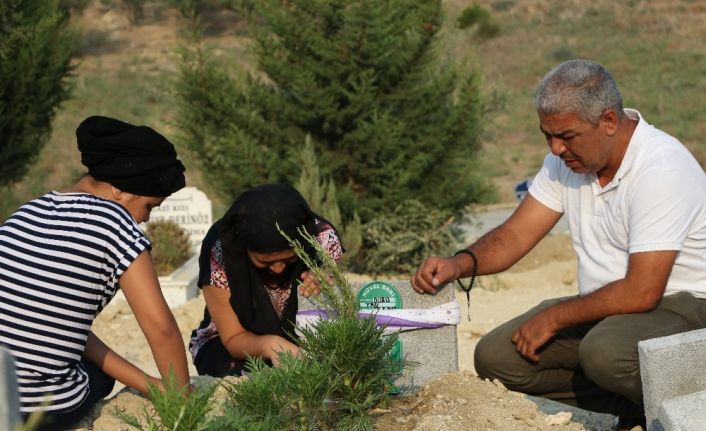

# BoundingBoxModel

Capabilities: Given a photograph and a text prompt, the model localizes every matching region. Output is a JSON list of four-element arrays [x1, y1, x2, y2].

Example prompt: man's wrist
[[453, 248, 478, 278]]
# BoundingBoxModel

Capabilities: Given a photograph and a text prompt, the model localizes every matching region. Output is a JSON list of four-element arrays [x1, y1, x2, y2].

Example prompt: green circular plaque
[[357, 281, 402, 310], [357, 282, 404, 395]]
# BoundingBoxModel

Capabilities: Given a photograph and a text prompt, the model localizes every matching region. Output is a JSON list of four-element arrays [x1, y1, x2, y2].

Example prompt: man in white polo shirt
[[411, 59, 706, 429]]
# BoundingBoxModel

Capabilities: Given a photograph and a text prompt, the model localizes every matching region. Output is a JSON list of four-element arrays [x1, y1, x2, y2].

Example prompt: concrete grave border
[[639, 328, 706, 431]]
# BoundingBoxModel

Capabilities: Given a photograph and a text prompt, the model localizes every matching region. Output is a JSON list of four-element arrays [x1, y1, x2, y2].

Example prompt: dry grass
[[445, 0, 706, 200]]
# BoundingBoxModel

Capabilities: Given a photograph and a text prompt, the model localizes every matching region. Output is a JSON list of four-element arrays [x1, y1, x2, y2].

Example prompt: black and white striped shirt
[[0, 191, 150, 413]]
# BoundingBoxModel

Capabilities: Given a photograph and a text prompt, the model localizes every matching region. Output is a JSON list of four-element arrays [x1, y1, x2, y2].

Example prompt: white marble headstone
[[147, 186, 212, 252]]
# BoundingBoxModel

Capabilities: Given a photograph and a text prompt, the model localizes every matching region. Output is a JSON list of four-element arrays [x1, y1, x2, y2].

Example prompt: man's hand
[[411, 256, 463, 294], [511, 310, 559, 362], [299, 271, 321, 297]]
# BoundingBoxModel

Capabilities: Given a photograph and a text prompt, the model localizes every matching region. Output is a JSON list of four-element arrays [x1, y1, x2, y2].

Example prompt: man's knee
[[474, 332, 503, 380], [578, 325, 641, 403], [577, 333, 614, 383], [474, 327, 525, 387], [475, 299, 565, 383]]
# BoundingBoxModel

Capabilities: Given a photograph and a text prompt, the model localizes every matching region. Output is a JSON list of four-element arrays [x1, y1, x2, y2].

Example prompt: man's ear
[[601, 109, 620, 137]]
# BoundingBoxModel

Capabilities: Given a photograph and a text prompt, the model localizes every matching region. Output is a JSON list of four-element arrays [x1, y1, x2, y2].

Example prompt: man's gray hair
[[533, 59, 623, 125]]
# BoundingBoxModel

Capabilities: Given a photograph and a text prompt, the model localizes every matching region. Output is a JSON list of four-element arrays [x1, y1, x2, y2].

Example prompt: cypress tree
[[0, 0, 75, 186], [175, 0, 491, 220], [296, 136, 362, 266]]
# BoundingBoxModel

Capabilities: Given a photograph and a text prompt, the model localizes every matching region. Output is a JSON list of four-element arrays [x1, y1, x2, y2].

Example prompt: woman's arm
[[203, 285, 298, 366], [118, 251, 190, 390], [83, 331, 161, 395]]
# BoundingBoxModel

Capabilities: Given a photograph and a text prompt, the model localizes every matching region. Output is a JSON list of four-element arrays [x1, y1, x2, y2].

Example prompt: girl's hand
[[299, 271, 321, 297], [264, 335, 300, 366]]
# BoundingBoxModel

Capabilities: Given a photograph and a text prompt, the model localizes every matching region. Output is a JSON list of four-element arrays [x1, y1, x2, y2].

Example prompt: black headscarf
[[205, 183, 335, 342], [76, 115, 186, 197]]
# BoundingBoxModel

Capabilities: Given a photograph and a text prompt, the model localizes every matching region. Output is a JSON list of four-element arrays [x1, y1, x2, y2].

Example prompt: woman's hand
[[263, 335, 300, 366], [299, 271, 321, 297]]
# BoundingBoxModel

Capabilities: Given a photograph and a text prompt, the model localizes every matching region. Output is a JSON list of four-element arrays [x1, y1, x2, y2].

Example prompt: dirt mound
[[375, 372, 587, 431]]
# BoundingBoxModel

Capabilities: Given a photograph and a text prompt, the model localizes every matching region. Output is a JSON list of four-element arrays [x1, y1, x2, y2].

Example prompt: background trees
[[175, 0, 490, 270], [0, 0, 75, 187]]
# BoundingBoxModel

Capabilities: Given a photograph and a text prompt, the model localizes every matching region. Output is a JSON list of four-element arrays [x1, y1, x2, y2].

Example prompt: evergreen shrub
[[296, 137, 363, 268], [221, 315, 399, 430], [457, 4, 491, 29], [115, 370, 217, 431], [175, 0, 492, 223], [357, 199, 463, 275], [0, 0, 75, 186], [145, 220, 192, 275], [458, 4, 500, 39]]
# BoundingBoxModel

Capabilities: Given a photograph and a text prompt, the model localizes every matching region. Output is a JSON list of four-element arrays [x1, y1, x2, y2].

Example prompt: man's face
[[538, 111, 613, 175]]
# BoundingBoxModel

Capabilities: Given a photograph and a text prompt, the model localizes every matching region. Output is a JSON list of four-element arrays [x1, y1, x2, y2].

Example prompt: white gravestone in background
[[134, 186, 212, 307], [148, 186, 212, 252]]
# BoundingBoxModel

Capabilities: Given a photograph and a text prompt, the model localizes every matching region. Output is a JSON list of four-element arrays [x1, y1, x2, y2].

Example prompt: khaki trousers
[[474, 292, 706, 418]]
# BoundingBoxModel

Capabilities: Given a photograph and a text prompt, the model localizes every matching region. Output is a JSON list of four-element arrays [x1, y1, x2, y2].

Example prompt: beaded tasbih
[[454, 248, 478, 321]]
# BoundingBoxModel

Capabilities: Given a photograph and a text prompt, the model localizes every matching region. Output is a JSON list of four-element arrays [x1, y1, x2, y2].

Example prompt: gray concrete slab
[[656, 390, 706, 431], [0, 346, 21, 431], [299, 280, 458, 394], [638, 328, 706, 430]]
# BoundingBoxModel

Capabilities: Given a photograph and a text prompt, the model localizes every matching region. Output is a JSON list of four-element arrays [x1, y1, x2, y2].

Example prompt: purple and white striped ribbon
[[296, 301, 460, 335]]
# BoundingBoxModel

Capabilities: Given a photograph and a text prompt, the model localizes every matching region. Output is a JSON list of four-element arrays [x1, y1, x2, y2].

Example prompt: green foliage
[[174, 40, 292, 200], [145, 220, 192, 275], [219, 354, 335, 430], [296, 136, 363, 266], [175, 0, 490, 221], [115, 370, 218, 431], [296, 136, 328, 219], [279, 225, 357, 319], [294, 140, 460, 275], [297, 317, 401, 418], [357, 199, 462, 275], [0, 0, 75, 187], [457, 4, 490, 29], [340, 211, 363, 267], [223, 315, 400, 430], [457, 4, 500, 39], [169, 0, 256, 39]]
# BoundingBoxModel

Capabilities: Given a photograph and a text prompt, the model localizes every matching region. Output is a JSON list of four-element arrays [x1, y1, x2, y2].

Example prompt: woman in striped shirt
[[0, 116, 191, 430]]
